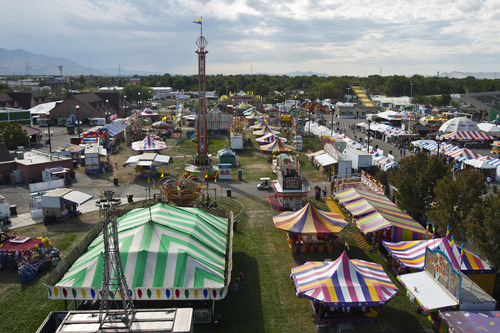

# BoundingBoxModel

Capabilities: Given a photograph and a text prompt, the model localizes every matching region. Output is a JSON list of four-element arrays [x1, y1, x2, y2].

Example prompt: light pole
[[366, 120, 372, 153], [76, 105, 81, 141], [105, 99, 109, 123], [410, 81, 415, 112], [347, 87, 351, 103], [47, 118, 52, 153]]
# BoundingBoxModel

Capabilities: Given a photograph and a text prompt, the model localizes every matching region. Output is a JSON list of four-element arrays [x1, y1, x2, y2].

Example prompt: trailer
[[344, 147, 372, 172]]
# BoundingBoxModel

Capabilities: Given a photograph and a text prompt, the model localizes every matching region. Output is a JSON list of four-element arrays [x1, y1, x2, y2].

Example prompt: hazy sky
[[1, 0, 499, 76]]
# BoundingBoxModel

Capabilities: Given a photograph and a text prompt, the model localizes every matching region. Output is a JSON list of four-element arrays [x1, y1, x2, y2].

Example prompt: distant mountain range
[[440, 71, 499, 79], [0, 48, 105, 76], [0, 48, 498, 79]]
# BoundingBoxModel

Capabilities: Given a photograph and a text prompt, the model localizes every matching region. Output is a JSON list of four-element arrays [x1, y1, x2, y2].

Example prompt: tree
[[388, 152, 450, 222], [426, 169, 487, 241], [463, 193, 500, 268], [0, 122, 28, 150]]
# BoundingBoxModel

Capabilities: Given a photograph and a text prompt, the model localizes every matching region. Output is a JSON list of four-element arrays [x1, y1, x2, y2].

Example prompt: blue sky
[[1, 0, 499, 76]]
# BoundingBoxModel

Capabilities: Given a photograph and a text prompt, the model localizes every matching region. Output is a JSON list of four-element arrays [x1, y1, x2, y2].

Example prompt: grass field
[[0, 126, 437, 332], [0, 195, 436, 332]]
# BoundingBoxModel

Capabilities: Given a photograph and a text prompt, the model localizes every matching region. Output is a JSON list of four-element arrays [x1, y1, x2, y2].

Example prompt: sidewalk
[[7, 196, 147, 230]]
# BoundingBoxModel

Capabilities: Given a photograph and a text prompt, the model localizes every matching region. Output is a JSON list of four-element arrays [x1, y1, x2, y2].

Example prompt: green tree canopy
[[426, 169, 487, 241], [463, 193, 500, 268], [0, 122, 28, 150], [388, 152, 450, 222]]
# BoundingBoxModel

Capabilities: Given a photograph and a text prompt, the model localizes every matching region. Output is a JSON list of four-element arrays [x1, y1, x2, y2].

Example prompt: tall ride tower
[[97, 190, 135, 330], [194, 20, 209, 166]]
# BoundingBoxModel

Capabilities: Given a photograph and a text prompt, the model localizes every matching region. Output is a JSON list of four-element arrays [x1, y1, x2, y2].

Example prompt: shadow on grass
[[211, 252, 264, 333]]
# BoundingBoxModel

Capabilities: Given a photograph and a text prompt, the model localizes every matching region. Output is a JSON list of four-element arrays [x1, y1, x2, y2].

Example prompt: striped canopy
[[46, 203, 231, 301], [335, 188, 427, 240], [383, 237, 496, 274], [253, 124, 280, 136], [255, 133, 287, 143], [58, 142, 83, 153], [131, 134, 167, 151], [441, 131, 495, 141], [445, 148, 482, 161], [260, 139, 295, 153], [291, 252, 399, 307], [273, 201, 348, 235]]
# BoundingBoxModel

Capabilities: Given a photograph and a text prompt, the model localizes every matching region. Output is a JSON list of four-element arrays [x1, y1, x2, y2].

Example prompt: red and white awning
[[441, 131, 495, 141]]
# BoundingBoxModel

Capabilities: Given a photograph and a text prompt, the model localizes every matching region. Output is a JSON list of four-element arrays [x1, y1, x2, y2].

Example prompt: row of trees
[[378, 153, 499, 267], [22, 73, 500, 105]]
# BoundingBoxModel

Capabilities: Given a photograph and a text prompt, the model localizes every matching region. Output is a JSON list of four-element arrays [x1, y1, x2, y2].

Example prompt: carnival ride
[[159, 175, 203, 207]]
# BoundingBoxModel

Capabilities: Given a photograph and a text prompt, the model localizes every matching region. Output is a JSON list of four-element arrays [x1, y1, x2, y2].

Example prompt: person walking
[[238, 271, 244, 291]]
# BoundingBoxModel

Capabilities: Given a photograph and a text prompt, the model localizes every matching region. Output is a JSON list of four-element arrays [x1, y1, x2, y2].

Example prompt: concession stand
[[0, 234, 59, 281], [398, 247, 496, 331], [41, 188, 93, 223], [269, 155, 308, 211]]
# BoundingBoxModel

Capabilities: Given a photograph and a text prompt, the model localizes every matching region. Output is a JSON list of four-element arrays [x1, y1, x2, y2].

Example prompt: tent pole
[[212, 299, 215, 315]]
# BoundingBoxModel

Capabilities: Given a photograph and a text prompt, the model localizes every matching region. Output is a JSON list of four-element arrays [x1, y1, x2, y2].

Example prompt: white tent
[[477, 123, 500, 136], [29, 101, 61, 115], [463, 159, 497, 169], [439, 118, 479, 133]]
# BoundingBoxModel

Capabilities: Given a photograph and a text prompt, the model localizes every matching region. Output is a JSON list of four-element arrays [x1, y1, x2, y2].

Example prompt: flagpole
[[200, 16, 203, 36]]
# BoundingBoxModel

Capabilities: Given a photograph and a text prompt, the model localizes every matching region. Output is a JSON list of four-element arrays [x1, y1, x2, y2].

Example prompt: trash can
[[9, 205, 17, 216], [127, 194, 134, 203], [233, 220, 238, 232], [113, 177, 118, 186], [227, 189, 231, 197], [238, 169, 242, 181], [212, 313, 221, 330]]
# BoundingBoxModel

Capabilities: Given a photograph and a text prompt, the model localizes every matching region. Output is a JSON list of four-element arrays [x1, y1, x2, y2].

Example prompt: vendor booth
[[42, 166, 71, 185], [41, 188, 93, 223], [0, 234, 59, 281], [383, 237, 497, 296], [123, 153, 172, 179], [398, 247, 496, 331], [273, 201, 348, 253], [291, 252, 399, 326], [269, 155, 308, 211]]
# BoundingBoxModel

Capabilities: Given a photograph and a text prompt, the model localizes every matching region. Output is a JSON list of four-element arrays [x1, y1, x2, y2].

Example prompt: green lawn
[[0, 128, 436, 332]]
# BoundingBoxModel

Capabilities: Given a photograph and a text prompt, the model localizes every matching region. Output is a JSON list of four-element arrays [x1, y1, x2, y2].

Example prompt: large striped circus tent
[[291, 252, 399, 307], [273, 201, 348, 235], [45, 203, 232, 301]]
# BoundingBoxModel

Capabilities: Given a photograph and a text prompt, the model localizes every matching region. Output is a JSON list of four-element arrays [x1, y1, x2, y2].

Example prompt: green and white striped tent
[[46, 203, 232, 301]]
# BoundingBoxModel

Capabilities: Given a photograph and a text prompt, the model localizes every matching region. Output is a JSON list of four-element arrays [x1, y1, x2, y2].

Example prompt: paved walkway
[[6, 196, 147, 230]]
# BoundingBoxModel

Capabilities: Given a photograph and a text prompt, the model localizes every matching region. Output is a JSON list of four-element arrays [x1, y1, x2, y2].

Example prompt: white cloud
[[0, 0, 499, 76]]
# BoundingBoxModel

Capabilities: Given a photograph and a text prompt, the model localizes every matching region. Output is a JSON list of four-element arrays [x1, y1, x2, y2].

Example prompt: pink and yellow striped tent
[[273, 201, 348, 235], [260, 139, 295, 153], [335, 188, 427, 241], [291, 252, 399, 307], [383, 237, 496, 274]]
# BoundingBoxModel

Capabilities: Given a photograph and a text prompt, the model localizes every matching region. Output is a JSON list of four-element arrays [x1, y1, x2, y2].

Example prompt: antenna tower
[[97, 190, 135, 330]]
